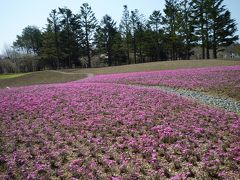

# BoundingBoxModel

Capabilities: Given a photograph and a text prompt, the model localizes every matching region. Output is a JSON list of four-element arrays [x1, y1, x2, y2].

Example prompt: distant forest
[[1, 0, 239, 73]]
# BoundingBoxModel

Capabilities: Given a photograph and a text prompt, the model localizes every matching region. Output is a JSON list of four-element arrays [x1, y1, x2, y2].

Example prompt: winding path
[[76, 70, 240, 114], [130, 84, 240, 114], [47, 70, 94, 78]]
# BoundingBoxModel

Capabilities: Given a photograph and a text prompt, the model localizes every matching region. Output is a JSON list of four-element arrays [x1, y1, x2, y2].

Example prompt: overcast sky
[[0, 0, 239, 53]]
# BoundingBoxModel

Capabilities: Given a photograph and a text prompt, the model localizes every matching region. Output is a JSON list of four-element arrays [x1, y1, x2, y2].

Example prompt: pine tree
[[192, 0, 207, 59], [141, 28, 155, 61], [41, 24, 59, 68], [95, 15, 117, 66], [208, 0, 238, 58], [178, 0, 197, 60], [130, 9, 141, 64], [136, 21, 145, 63], [119, 5, 132, 64], [148, 10, 162, 60], [59, 7, 72, 67], [79, 3, 97, 68], [58, 7, 80, 68], [111, 32, 127, 65], [41, 9, 61, 69], [13, 26, 42, 55], [163, 0, 182, 60]]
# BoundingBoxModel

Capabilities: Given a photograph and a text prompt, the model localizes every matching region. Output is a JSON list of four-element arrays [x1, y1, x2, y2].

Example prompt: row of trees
[[10, 0, 238, 70]]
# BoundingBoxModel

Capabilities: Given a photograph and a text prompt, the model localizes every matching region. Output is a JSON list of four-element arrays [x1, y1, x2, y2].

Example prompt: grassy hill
[[0, 71, 86, 88], [62, 59, 240, 74]]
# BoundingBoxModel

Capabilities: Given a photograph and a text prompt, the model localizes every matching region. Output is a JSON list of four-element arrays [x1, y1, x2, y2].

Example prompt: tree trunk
[[200, 0, 205, 59], [206, 14, 210, 59], [107, 45, 112, 66], [213, 47, 217, 59], [139, 45, 142, 63], [172, 43, 176, 60], [87, 42, 91, 68], [127, 41, 130, 64], [85, 28, 91, 68], [67, 21, 71, 68], [213, 26, 217, 59], [202, 44, 205, 59], [184, 0, 190, 60], [54, 33, 60, 69], [133, 33, 137, 64]]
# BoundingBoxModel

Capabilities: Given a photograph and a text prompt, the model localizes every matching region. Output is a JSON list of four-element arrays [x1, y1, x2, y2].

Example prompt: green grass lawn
[[0, 73, 29, 79], [0, 71, 86, 88], [1, 59, 240, 89]]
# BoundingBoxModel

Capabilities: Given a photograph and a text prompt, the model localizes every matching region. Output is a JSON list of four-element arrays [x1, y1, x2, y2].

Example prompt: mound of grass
[[0, 73, 29, 79], [0, 71, 86, 88], [63, 59, 240, 74]]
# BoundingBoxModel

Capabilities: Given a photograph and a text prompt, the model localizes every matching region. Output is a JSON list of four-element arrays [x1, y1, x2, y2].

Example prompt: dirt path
[[47, 70, 94, 78]]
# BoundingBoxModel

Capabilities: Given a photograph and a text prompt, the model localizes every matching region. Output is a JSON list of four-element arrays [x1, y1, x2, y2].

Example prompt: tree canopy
[[8, 0, 239, 71]]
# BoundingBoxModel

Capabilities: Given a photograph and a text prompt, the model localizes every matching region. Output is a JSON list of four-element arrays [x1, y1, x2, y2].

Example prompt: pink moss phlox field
[[82, 66, 240, 90], [0, 80, 240, 179]]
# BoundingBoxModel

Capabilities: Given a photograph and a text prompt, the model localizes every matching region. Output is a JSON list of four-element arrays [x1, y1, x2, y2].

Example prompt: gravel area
[[131, 85, 240, 114]]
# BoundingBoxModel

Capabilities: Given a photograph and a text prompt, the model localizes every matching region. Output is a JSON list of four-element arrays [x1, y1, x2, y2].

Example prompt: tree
[[79, 3, 97, 68], [192, 0, 238, 59], [135, 21, 145, 63], [111, 32, 127, 65], [95, 15, 117, 66], [119, 5, 132, 64], [59, 7, 80, 68], [135, 15, 148, 63], [148, 10, 162, 32], [48, 9, 61, 68], [178, 0, 197, 60], [41, 25, 58, 68], [59, 7, 73, 67], [192, 0, 207, 59], [13, 26, 42, 55], [208, 0, 238, 58], [148, 10, 162, 60], [41, 9, 61, 69], [130, 9, 143, 64], [163, 0, 182, 60]]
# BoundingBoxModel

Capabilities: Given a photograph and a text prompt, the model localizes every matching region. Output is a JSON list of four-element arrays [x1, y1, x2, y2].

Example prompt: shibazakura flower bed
[[0, 81, 239, 179], [83, 65, 240, 92]]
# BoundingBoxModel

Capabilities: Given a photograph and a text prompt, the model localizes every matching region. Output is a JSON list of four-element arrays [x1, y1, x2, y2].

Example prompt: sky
[[0, 0, 239, 54]]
